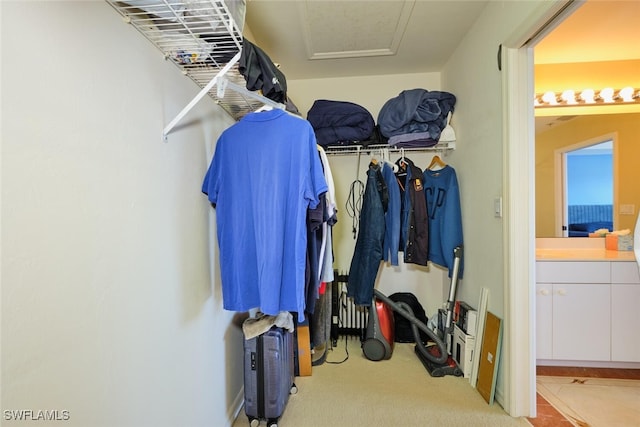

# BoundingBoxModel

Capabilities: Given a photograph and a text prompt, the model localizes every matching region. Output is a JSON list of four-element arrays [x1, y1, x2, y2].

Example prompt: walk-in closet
[[2, 1, 590, 426]]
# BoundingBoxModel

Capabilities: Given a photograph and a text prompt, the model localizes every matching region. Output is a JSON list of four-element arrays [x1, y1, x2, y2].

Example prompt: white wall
[[442, 0, 559, 415], [441, 0, 546, 324], [1, 2, 242, 426]]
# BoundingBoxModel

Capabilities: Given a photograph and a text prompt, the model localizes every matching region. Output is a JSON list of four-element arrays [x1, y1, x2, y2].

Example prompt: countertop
[[536, 237, 637, 262], [536, 248, 636, 261]]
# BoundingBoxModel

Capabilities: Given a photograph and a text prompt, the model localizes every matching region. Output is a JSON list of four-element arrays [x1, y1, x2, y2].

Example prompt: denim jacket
[[382, 162, 401, 266], [347, 163, 388, 306]]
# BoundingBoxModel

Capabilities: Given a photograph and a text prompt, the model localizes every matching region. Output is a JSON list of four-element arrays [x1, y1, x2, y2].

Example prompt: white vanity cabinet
[[536, 261, 611, 362], [536, 259, 640, 365], [611, 262, 640, 362], [535, 283, 553, 360]]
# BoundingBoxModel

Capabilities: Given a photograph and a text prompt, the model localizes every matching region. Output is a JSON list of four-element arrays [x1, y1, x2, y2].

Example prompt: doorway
[[501, 0, 585, 418], [503, 0, 639, 417], [558, 138, 614, 237], [519, 0, 638, 421]]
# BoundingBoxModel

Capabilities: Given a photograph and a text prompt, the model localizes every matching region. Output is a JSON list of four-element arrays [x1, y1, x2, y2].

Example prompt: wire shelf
[[323, 142, 455, 156], [106, 1, 268, 121]]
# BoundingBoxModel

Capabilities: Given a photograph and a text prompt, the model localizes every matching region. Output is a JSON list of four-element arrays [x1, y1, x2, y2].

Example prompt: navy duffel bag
[[307, 100, 375, 147]]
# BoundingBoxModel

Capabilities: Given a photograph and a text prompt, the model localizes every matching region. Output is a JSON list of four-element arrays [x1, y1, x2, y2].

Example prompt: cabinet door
[[611, 284, 640, 362], [536, 284, 553, 360], [552, 283, 610, 361], [537, 261, 610, 283]]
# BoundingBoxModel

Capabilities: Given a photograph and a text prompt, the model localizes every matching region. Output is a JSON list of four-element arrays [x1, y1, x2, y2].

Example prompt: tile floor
[[526, 367, 640, 427]]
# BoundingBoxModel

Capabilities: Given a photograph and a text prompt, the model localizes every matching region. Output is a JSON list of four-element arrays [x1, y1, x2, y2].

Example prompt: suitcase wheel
[[290, 382, 298, 395], [267, 419, 279, 427], [248, 417, 259, 427]]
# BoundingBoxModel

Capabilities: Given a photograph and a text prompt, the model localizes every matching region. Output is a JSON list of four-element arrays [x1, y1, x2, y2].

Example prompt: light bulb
[[561, 90, 577, 104], [580, 89, 595, 104], [542, 91, 558, 105], [618, 87, 634, 102], [600, 87, 614, 103]]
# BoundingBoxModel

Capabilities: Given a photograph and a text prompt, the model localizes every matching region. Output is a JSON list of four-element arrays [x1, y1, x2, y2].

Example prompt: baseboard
[[494, 386, 505, 410], [537, 359, 640, 369], [227, 386, 244, 427]]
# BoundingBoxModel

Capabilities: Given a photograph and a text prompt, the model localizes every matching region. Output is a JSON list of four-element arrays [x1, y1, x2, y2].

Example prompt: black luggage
[[243, 327, 297, 427]]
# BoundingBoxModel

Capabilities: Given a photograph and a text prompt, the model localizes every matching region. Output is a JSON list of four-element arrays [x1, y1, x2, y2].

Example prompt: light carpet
[[536, 375, 640, 427], [233, 337, 529, 427]]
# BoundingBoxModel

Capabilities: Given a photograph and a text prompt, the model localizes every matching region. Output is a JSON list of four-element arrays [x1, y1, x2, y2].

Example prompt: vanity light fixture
[[535, 87, 640, 108]]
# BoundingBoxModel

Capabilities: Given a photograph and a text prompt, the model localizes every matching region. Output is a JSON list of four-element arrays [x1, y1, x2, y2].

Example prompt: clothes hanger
[[380, 147, 399, 172], [427, 154, 446, 171], [369, 149, 379, 166], [395, 148, 408, 170], [255, 104, 273, 112]]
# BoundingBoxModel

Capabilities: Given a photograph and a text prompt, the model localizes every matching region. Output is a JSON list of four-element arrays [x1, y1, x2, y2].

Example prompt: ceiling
[[534, 0, 640, 65], [245, 0, 640, 80], [245, 0, 488, 79]]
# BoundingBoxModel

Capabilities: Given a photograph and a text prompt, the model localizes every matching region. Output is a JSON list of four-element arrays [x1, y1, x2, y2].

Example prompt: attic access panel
[[300, 0, 414, 60]]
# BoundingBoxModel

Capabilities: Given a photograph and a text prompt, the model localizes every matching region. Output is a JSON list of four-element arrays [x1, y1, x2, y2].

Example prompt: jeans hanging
[[347, 163, 387, 306]]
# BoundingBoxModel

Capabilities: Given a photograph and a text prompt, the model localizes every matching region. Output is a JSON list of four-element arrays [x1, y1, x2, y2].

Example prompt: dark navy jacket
[[307, 100, 375, 146]]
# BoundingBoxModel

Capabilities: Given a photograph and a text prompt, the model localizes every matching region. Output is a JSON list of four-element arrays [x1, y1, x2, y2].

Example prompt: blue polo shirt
[[202, 109, 328, 321]]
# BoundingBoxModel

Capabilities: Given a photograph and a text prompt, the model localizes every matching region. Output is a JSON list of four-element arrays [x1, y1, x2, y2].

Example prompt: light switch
[[494, 197, 503, 218], [620, 204, 635, 215]]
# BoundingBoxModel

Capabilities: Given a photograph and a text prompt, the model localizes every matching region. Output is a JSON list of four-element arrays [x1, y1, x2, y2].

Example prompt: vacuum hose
[[372, 290, 449, 365]]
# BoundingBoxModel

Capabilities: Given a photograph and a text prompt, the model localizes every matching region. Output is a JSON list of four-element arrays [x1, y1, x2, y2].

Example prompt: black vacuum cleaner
[[363, 246, 464, 377]]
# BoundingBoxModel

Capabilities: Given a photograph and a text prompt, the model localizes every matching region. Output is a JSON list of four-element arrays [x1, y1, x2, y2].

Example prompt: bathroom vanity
[[536, 238, 640, 367]]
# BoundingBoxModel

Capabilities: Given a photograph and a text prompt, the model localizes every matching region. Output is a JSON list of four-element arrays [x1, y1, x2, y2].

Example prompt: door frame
[[501, 0, 583, 417]]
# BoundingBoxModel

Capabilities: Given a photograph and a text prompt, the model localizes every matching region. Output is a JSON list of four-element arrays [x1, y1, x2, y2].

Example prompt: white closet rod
[[324, 144, 454, 156]]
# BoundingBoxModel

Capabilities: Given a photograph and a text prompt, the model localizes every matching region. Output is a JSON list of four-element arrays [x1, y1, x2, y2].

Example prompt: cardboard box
[[605, 234, 633, 251], [454, 301, 478, 336], [452, 324, 475, 379]]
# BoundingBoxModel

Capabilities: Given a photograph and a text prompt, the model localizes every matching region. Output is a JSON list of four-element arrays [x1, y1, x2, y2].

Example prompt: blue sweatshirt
[[423, 165, 464, 278]]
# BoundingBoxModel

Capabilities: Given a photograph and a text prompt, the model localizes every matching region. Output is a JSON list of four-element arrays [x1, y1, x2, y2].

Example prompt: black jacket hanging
[[239, 38, 287, 104], [396, 157, 429, 266]]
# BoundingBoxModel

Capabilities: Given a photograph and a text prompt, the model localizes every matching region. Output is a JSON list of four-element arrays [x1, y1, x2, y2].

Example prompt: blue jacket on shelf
[[378, 89, 456, 142]]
